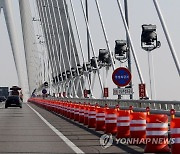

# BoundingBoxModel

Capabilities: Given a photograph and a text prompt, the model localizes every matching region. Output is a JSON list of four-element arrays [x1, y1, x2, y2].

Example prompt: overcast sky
[[0, 0, 179, 101]]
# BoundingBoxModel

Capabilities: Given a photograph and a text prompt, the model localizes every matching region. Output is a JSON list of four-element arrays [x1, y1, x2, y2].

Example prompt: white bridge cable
[[79, 0, 104, 96], [32, 0, 46, 86], [36, 0, 54, 94], [69, 0, 94, 98], [116, 0, 145, 84], [39, 0, 61, 95], [61, 0, 84, 97], [41, 0, 77, 97], [48, 0, 67, 96], [62, 0, 84, 97], [153, 0, 180, 77], [48, 0, 77, 97], [41, 1, 62, 95], [42, 0, 61, 87], [35, 0, 54, 94], [44, 0, 65, 94], [35, 0, 53, 89], [54, 0, 83, 97], [48, 0, 71, 97], [94, 0, 115, 70], [37, 0, 56, 91], [45, 0, 65, 96], [33, 0, 54, 92], [35, 0, 47, 87], [44, 1, 71, 96], [32, 1, 47, 83]]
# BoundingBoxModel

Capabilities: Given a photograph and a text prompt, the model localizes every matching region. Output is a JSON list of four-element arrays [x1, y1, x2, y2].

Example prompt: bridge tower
[[0, 0, 29, 101]]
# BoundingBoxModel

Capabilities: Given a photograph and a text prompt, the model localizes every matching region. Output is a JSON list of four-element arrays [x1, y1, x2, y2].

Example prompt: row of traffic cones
[[28, 97, 179, 153]]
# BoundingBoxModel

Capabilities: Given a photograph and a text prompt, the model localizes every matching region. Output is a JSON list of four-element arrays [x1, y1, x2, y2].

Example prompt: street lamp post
[[141, 24, 161, 100], [124, 0, 133, 99]]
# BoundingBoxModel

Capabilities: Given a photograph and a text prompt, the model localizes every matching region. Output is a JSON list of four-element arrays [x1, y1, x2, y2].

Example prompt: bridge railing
[[45, 97, 180, 116]]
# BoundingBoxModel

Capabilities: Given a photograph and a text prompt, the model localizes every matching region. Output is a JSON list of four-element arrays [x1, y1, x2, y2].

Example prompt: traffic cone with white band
[[171, 118, 180, 154], [105, 107, 117, 135], [130, 112, 147, 140], [144, 114, 170, 153], [116, 110, 130, 138], [96, 106, 106, 131]]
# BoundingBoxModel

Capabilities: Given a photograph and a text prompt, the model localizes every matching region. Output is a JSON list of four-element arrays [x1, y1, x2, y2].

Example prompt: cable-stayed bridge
[[0, 0, 180, 153]]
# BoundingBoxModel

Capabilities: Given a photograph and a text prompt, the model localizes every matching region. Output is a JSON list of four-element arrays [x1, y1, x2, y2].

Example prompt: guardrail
[[41, 97, 180, 116]]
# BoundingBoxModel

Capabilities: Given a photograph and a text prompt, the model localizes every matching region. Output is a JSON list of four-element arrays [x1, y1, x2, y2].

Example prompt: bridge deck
[[0, 102, 145, 153]]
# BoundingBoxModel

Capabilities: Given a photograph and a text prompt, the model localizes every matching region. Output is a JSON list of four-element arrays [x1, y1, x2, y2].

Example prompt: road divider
[[28, 97, 176, 153]]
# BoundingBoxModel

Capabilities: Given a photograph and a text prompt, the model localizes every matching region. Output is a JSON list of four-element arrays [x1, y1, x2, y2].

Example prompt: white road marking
[[27, 103, 84, 154]]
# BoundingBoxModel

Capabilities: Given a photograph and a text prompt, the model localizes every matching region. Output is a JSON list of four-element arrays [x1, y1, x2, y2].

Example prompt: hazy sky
[[0, 0, 18, 87], [0, 0, 179, 101]]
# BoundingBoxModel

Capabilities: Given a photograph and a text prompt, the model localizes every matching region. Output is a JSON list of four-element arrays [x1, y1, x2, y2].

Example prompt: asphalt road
[[0, 102, 145, 154]]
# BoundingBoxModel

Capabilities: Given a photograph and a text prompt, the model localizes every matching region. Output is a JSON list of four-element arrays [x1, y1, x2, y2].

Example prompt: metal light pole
[[85, 0, 91, 84], [124, 0, 133, 99], [147, 50, 153, 99]]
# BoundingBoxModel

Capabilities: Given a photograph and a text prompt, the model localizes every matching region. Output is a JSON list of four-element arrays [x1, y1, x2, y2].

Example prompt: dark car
[[5, 96, 22, 108], [0, 96, 6, 102]]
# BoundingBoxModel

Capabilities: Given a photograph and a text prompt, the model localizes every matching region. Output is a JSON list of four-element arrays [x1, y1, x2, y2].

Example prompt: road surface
[[0, 102, 146, 153]]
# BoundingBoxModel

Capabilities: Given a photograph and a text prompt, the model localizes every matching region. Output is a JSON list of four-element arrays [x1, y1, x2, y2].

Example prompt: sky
[[0, 0, 179, 101], [0, 0, 18, 88]]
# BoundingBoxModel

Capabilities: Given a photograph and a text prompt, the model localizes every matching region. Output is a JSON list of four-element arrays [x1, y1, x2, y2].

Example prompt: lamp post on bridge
[[85, 0, 91, 84], [141, 24, 161, 100], [114, 1, 133, 100], [124, 0, 133, 99]]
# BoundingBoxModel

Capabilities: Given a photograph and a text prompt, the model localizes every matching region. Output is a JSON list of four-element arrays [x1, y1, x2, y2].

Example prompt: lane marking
[[27, 103, 84, 154]]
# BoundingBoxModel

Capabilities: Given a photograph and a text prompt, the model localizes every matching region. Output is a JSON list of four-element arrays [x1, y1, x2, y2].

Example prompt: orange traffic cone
[[95, 106, 106, 131], [88, 106, 96, 128], [105, 107, 117, 135], [130, 112, 147, 140], [171, 117, 180, 154], [74, 103, 80, 121], [144, 114, 170, 153], [70, 103, 75, 119], [116, 110, 130, 138], [83, 103, 90, 125], [79, 103, 85, 123]]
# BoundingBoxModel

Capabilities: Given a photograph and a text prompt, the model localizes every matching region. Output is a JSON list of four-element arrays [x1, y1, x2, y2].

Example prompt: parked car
[[5, 96, 22, 108], [0, 96, 6, 102]]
